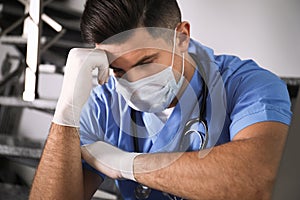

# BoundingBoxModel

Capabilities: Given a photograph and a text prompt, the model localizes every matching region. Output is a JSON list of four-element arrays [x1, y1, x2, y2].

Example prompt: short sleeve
[[228, 64, 292, 140], [80, 89, 105, 144], [80, 88, 106, 179]]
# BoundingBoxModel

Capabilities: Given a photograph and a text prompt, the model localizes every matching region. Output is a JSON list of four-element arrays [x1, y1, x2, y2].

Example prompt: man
[[29, 0, 292, 200]]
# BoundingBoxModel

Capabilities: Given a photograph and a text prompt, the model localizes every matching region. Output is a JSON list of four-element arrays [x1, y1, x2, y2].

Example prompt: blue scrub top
[[80, 39, 292, 200]]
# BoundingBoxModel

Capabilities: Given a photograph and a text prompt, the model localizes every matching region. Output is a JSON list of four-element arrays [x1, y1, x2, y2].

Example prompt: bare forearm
[[134, 128, 287, 200], [29, 123, 84, 200]]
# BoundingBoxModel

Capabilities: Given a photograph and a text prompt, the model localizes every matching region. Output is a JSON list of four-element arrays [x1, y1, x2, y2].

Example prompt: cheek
[[172, 54, 184, 74], [158, 52, 174, 67]]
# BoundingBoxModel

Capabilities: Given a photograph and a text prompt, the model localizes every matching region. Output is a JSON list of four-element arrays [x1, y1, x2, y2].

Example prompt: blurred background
[[0, 0, 299, 199]]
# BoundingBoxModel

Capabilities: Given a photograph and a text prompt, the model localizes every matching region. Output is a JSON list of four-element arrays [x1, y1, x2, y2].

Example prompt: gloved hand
[[53, 48, 109, 127], [81, 141, 141, 181]]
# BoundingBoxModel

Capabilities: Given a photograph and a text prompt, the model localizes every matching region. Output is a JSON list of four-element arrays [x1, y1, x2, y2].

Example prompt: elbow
[[238, 170, 277, 200]]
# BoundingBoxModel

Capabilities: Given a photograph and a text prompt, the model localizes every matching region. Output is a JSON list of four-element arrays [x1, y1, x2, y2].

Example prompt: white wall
[[65, 0, 85, 13], [177, 0, 300, 77]]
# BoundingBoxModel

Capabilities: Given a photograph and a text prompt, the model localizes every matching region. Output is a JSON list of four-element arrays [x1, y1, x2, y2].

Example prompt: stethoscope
[[131, 66, 209, 200]]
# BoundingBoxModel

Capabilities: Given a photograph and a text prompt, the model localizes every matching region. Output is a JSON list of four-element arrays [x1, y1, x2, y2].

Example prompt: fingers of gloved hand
[[81, 141, 141, 181], [67, 48, 109, 85], [81, 144, 123, 179], [92, 49, 110, 85], [52, 48, 108, 127], [65, 48, 108, 75], [98, 66, 110, 85]]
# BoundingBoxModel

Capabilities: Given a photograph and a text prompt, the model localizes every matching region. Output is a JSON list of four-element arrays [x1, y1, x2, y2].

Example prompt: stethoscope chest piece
[[135, 184, 152, 199]]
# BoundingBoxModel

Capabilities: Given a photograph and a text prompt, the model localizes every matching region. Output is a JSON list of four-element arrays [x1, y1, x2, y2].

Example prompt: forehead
[[96, 28, 173, 62]]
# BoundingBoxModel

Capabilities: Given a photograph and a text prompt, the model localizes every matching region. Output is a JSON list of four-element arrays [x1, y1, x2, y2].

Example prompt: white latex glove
[[81, 141, 141, 181], [53, 48, 109, 127]]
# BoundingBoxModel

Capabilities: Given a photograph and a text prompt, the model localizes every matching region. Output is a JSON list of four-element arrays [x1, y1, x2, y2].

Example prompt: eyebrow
[[109, 53, 159, 71]]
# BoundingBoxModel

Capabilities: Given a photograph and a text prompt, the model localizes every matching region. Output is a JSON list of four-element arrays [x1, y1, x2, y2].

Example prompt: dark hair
[[80, 0, 182, 44]]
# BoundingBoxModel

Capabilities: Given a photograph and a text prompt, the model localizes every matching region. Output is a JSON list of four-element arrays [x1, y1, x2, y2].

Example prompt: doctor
[[30, 0, 292, 200]]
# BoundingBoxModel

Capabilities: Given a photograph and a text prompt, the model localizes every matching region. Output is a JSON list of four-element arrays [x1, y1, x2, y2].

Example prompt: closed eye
[[132, 53, 158, 68], [109, 65, 125, 77], [109, 53, 159, 78]]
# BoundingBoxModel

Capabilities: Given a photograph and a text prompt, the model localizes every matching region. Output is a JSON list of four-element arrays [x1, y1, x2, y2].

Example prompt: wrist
[[53, 98, 82, 128], [120, 152, 142, 181]]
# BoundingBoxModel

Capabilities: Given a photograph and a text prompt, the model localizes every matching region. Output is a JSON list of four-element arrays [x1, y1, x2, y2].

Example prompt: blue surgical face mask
[[116, 30, 185, 113]]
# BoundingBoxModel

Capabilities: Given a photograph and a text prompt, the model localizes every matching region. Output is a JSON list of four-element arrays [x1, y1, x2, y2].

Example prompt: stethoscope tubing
[[131, 55, 209, 200], [182, 118, 208, 150]]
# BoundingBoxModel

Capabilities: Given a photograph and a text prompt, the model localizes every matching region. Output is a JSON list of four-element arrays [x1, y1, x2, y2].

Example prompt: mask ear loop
[[171, 29, 185, 82], [170, 29, 177, 67], [181, 52, 185, 77]]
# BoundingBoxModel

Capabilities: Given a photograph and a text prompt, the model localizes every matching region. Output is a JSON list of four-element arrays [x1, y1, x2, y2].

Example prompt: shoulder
[[220, 58, 292, 138], [189, 39, 292, 139], [191, 40, 288, 101]]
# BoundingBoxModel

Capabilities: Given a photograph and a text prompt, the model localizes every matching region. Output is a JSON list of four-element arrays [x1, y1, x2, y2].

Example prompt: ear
[[176, 21, 191, 53]]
